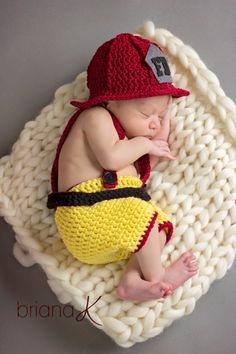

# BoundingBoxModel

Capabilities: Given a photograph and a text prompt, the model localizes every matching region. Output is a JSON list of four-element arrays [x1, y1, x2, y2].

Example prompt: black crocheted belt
[[47, 185, 151, 209]]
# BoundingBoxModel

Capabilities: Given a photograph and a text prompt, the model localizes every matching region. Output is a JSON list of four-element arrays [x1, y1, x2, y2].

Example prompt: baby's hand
[[148, 139, 176, 161], [162, 96, 173, 119], [152, 96, 173, 142]]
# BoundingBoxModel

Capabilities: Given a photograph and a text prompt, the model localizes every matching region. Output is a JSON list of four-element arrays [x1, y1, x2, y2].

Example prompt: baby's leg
[[116, 227, 172, 301], [135, 226, 167, 283], [136, 224, 199, 291], [116, 225, 198, 301]]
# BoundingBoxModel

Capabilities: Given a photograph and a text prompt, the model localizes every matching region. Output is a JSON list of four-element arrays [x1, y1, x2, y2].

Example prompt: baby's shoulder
[[79, 106, 109, 120], [79, 106, 114, 132]]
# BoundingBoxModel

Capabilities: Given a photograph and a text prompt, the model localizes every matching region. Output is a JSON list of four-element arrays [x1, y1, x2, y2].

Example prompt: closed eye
[[141, 112, 163, 120]]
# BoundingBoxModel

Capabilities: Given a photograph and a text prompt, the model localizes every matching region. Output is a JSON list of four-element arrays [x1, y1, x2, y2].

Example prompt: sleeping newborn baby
[[47, 33, 198, 301]]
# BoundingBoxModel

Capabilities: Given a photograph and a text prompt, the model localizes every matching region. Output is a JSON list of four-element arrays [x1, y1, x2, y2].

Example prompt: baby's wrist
[[138, 136, 152, 154]]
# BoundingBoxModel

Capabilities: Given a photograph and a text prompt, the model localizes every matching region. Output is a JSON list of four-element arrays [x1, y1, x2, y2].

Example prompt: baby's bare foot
[[116, 278, 173, 301], [163, 251, 198, 291]]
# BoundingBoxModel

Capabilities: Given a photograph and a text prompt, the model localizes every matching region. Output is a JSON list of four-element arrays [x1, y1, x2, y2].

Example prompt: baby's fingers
[[162, 151, 176, 160], [153, 140, 168, 147]]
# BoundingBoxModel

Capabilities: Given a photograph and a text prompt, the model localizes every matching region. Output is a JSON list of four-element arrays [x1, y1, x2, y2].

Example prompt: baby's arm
[[82, 108, 151, 170]]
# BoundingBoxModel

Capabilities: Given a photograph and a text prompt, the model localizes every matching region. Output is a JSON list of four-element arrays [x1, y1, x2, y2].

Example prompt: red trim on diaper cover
[[134, 212, 158, 253], [133, 212, 173, 253], [158, 220, 174, 244]]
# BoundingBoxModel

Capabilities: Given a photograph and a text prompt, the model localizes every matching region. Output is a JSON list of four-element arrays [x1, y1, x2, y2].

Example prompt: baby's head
[[70, 33, 189, 113], [102, 95, 171, 139]]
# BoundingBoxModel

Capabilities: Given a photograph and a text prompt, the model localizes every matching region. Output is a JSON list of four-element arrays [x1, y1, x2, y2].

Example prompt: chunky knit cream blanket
[[0, 21, 235, 348]]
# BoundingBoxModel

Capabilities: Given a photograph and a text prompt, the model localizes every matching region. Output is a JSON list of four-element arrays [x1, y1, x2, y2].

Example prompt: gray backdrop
[[0, 1, 235, 353]]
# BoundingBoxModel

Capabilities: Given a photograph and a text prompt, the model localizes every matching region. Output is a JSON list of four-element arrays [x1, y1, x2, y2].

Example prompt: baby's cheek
[[136, 122, 146, 134]]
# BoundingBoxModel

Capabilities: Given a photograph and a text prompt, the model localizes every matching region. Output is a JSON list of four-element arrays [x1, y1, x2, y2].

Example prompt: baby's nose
[[150, 116, 161, 129]]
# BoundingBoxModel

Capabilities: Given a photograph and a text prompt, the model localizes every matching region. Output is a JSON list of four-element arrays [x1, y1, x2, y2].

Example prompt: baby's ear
[[100, 101, 108, 108], [106, 100, 115, 109]]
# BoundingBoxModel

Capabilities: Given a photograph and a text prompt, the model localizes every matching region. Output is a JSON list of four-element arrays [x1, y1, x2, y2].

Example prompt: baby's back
[[58, 106, 138, 192]]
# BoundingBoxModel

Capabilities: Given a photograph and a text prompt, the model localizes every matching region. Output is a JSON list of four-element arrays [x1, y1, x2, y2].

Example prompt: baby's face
[[107, 96, 171, 139]]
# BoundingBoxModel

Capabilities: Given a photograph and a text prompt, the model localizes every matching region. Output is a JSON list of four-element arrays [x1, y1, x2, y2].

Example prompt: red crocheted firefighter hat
[[70, 33, 190, 110]]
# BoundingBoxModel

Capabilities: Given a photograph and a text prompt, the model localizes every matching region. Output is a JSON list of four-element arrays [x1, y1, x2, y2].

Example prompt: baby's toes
[[160, 282, 172, 294], [185, 254, 197, 266], [163, 291, 172, 298], [182, 251, 194, 263], [190, 254, 197, 262], [189, 263, 199, 272], [190, 260, 198, 268], [187, 260, 197, 269], [188, 252, 196, 262], [163, 286, 173, 297]]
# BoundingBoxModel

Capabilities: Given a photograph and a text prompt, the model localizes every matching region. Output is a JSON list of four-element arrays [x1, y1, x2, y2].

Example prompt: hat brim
[[70, 85, 190, 110]]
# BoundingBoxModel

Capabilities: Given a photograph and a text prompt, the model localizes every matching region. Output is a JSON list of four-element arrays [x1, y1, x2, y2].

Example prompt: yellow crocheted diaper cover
[[55, 175, 173, 265]]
